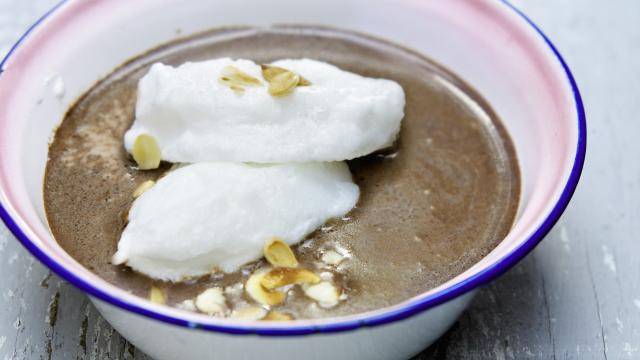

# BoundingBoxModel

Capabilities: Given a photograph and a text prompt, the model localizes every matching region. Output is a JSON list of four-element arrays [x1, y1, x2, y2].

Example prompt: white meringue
[[124, 58, 405, 163], [112, 162, 359, 281]]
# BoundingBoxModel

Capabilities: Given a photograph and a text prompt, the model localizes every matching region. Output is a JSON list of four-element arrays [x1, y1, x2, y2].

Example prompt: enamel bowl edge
[[0, 0, 585, 359]]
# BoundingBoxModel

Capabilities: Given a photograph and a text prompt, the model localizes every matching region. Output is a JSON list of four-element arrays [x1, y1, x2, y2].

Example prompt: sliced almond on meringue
[[229, 84, 246, 93], [267, 71, 300, 97], [220, 65, 262, 87], [246, 270, 286, 306], [195, 287, 226, 314], [133, 180, 155, 198], [302, 281, 340, 308], [132, 134, 161, 170], [261, 64, 311, 86], [148, 285, 166, 305], [230, 307, 268, 321], [262, 311, 294, 321], [260, 268, 321, 290], [218, 78, 246, 93], [263, 237, 298, 268]]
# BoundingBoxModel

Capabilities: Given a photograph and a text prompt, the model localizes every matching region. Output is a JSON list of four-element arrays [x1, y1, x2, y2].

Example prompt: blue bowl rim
[[0, 0, 586, 336]]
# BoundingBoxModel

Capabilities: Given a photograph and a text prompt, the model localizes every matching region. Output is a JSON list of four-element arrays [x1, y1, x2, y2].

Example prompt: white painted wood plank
[[0, 3, 148, 359]]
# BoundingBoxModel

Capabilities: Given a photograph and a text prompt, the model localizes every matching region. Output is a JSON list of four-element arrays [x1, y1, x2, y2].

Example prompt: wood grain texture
[[1, 0, 639, 359]]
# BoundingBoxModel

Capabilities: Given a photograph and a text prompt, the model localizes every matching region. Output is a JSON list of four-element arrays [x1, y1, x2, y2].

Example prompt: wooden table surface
[[1, 1, 638, 359]]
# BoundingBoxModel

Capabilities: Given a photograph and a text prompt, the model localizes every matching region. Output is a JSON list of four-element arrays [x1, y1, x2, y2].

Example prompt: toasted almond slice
[[262, 311, 294, 321], [133, 180, 155, 198], [221, 65, 262, 86], [246, 270, 286, 306], [175, 299, 196, 312], [157, 163, 182, 180], [224, 283, 244, 298], [267, 71, 300, 96], [168, 162, 183, 172], [260, 65, 286, 82], [261, 64, 311, 86], [302, 281, 340, 308], [149, 285, 166, 305], [195, 287, 226, 314], [120, 206, 130, 225], [132, 134, 161, 170], [218, 78, 246, 94], [297, 77, 312, 86], [230, 307, 268, 321], [318, 271, 334, 281], [263, 237, 299, 268], [229, 84, 245, 93], [321, 250, 345, 266], [260, 268, 321, 290]]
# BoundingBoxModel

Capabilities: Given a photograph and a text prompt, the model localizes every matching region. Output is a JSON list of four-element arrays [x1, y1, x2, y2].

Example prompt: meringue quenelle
[[123, 58, 405, 163], [112, 162, 359, 281]]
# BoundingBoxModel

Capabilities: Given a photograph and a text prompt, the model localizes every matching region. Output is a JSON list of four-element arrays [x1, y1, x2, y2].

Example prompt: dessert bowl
[[0, 0, 585, 359]]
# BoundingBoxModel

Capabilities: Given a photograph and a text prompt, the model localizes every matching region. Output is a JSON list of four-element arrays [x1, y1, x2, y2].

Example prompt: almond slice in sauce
[[245, 270, 286, 306], [302, 281, 340, 308], [260, 268, 321, 290], [133, 180, 155, 198], [120, 206, 130, 225], [263, 237, 299, 268], [132, 134, 161, 170], [321, 250, 345, 266], [195, 287, 226, 314], [174, 299, 196, 312], [230, 307, 268, 321], [262, 311, 294, 321], [149, 285, 166, 305]]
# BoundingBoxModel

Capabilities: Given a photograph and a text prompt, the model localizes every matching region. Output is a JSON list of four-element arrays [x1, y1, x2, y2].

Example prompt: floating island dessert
[[44, 28, 519, 321], [114, 58, 404, 312]]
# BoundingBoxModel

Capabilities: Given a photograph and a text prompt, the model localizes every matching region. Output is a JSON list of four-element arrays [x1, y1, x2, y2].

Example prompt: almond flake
[[229, 84, 245, 93], [149, 285, 166, 305], [195, 287, 226, 314], [133, 180, 155, 198], [230, 307, 268, 321], [261, 64, 311, 86], [321, 250, 345, 266], [220, 65, 262, 86], [262, 311, 294, 321], [120, 207, 130, 225], [246, 270, 286, 306], [175, 299, 196, 312], [266, 71, 300, 96], [319, 271, 334, 281], [132, 134, 161, 170], [263, 237, 299, 268], [302, 281, 340, 308], [260, 268, 320, 290]]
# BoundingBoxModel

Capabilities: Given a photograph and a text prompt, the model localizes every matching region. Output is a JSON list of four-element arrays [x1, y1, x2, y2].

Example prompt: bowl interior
[[0, 0, 581, 331]]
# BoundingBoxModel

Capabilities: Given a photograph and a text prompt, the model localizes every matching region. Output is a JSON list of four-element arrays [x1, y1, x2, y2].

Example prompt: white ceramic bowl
[[0, 1, 585, 359]]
